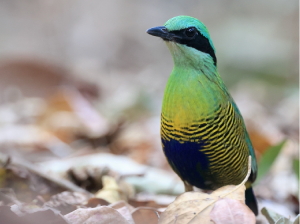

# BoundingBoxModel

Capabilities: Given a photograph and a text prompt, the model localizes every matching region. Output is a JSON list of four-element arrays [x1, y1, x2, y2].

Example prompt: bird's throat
[[161, 66, 225, 127]]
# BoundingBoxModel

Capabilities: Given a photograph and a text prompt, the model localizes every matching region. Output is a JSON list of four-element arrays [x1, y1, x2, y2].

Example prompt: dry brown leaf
[[210, 198, 255, 224], [109, 201, 135, 224], [132, 207, 161, 224], [64, 206, 131, 224], [115, 206, 135, 224], [110, 200, 135, 212], [45, 191, 92, 215], [158, 185, 246, 224], [0, 205, 68, 224], [129, 193, 175, 208], [86, 198, 110, 207], [158, 156, 252, 224], [0, 153, 90, 200], [0, 163, 68, 203]]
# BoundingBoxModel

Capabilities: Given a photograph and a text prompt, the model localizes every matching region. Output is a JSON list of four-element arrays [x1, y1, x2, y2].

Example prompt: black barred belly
[[162, 137, 215, 190]]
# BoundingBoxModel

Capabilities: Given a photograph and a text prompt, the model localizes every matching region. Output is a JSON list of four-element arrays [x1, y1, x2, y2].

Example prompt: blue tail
[[245, 187, 258, 216]]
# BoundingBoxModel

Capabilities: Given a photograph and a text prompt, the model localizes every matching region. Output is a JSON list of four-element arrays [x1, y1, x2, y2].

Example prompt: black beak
[[146, 26, 180, 41]]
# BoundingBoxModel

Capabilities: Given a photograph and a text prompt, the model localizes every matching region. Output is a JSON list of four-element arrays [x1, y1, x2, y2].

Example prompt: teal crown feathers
[[164, 15, 215, 52]]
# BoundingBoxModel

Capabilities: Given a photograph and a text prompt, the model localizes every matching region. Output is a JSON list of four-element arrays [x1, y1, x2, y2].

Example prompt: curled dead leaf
[[158, 156, 252, 224]]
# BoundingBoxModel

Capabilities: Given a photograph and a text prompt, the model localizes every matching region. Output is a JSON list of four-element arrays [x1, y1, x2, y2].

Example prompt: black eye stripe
[[169, 28, 217, 66]]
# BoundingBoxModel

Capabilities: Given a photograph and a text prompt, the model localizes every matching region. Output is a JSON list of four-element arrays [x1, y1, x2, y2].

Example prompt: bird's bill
[[146, 26, 180, 41]]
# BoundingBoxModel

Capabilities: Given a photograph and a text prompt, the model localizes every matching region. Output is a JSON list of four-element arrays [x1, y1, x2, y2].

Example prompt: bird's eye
[[185, 27, 196, 37]]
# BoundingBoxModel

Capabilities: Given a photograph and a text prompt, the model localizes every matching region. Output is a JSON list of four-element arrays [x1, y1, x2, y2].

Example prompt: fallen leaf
[[109, 200, 135, 212], [0, 153, 90, 203], [0, 205, 68, 224], [20, 208, 68, 224], [86, 198, 110, 207], [129, 192, 175, 208], [132, 207, 161, 224], [158, 156, 252, 224], [45, 191, 92, 215], [95, 175, 135, 203], [114, 205, 135, 224], [261, 208, 285, 223], [158, 185, 246, 224], [95, 175, 121, 203], [261, 207, 296, 224], [210, 198, 255, 224], [0, 164, 66, 203], [109, 201, 135, 224], [0, 206, 23, 224], [64, 206, 131, 224]]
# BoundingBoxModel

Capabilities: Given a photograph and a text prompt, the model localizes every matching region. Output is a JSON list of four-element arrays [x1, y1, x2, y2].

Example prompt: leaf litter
[[158, 156, 255, 224], [0, 62, 297, 223]]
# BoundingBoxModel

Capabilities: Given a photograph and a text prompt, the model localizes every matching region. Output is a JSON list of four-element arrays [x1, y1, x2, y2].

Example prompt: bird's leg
[[184, 181, 193, 192]]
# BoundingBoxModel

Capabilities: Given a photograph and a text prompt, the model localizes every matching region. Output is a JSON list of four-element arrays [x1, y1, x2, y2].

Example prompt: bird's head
[[147, 16, 217, 68]]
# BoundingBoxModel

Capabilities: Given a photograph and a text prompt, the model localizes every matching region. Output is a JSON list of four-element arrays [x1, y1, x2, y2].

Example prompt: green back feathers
[[164, 15, 215, 52]]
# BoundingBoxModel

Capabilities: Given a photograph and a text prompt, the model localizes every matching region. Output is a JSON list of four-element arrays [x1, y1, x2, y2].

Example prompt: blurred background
[[0, 0, 298, 223]]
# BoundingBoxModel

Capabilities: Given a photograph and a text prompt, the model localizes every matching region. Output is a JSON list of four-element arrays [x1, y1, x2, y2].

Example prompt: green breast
[[162, 67, 225, 129], [161, 68, 250, 187]]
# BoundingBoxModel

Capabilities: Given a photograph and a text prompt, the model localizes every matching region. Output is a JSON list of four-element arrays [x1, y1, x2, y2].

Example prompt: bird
[[146, 15, 258, 215]]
